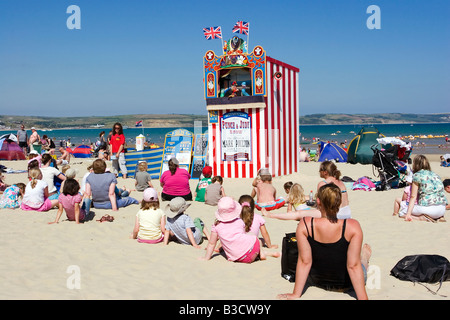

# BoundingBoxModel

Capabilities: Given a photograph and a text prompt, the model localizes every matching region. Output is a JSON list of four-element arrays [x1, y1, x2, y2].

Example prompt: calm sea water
[[1, 123, 449, 154]]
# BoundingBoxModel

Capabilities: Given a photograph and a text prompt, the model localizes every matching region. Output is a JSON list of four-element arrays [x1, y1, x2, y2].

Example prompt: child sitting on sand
[[250, 168, 285, 211], [200, 196, 280, 263], [194, 166, 212, 202], [0, 183, 26, 209], [21, 168, 59, 212], [287, 183, 311, 212], [239, 195, 277, 249], [131, 188, 166, 244], [134, 161, 154, 191], [205, 175, 225, 206], [49, 178, 92, 224], [164, 197, 210, 248]]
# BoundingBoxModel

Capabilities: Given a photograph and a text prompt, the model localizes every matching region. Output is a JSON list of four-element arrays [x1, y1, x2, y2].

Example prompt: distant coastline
[[1, 112, 449, 130]]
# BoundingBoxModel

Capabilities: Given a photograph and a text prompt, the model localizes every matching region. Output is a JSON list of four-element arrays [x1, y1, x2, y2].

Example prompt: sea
[[1, 123, 449, 154]]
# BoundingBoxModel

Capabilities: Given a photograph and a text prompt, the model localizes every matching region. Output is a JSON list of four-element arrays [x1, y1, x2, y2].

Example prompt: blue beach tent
[[317, 142, 348, 162]]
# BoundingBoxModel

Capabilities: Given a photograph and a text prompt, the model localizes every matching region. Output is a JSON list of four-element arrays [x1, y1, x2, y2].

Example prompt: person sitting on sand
[[0, 183, 26, 209], [317, 161, 351, 219], [84, 159, 138, 211], [204, 175, 225, 206], [403, 155, 447, 222], [164, 197, 210, 248], [131, 188, 166, 244], [21, 168, 59, 212], [250, 168, 285, 211], [160, 157, 192, 201], [58, 147, 71, 165], [49, 178, 93, 224], [200, 196, 280, 263], [277, 183, 371, 300], [238, 194, 277, 249], [287, 183, 311, 212], [194, 166, 212, 202], [40, 153, 66, 201], [393, 173, 417, 216], [134, 161, 154, 192]]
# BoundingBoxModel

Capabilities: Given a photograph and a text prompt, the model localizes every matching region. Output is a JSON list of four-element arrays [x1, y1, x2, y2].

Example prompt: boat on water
[[90, 124, 105, 128]]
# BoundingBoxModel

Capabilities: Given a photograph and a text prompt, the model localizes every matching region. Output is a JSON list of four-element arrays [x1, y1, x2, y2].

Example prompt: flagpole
[[247, 23, 250, 53]]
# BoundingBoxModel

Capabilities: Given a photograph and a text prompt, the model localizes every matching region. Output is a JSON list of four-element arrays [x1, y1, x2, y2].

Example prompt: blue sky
[[0, 0, 449, 117]]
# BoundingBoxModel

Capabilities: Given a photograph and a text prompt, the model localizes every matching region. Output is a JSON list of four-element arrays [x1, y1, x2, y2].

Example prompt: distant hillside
[[299, 113, 450, 125], [0, 113, 449, 129]]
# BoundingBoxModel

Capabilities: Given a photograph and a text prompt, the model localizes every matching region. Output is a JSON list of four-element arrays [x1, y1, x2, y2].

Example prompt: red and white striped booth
[[204, 40, 300, 178]]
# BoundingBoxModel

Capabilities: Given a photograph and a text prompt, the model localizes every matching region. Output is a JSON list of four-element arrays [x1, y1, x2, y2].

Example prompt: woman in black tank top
[[277, 183, 371, 300]]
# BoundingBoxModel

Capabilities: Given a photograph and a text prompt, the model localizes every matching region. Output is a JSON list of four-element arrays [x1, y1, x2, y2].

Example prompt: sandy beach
[[0, 154, 449, 301]]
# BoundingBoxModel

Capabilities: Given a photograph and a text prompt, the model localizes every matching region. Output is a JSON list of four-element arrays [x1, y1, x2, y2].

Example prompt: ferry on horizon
[[90, 124, 105, 128]]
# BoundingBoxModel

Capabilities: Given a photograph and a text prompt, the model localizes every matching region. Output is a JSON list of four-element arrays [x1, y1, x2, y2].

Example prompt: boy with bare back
[[251, 168, 285, 211]]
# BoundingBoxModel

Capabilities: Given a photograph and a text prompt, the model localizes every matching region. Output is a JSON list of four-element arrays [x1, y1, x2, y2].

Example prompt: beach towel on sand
[[352, 177, 376, 191]]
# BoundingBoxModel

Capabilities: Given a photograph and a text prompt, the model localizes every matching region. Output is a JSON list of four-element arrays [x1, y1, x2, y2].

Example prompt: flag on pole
[[232, 21, 249, 35], [135, 120, 143, 127], [203, 26, 222, 40]]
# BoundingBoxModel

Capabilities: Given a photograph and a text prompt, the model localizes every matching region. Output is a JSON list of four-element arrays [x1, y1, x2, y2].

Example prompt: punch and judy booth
[[204, 36, 300, 178]]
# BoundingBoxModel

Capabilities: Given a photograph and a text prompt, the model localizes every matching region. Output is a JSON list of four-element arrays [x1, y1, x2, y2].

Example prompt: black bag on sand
[[390, 254, 450, 296], [281, 232, 298, 282]]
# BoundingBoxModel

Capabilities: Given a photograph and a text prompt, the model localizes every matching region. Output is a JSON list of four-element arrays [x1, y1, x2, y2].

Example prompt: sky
[[0, 0, 449, 117]]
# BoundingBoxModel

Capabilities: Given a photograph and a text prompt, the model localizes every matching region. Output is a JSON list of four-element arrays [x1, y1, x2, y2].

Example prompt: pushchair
[[371, 144, 411, 190]]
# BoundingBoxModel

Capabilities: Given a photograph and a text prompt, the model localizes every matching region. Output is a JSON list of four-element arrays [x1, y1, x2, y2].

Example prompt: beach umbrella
[[317, 142, 348, 162], [0, 137, 25, 160], [71, 145, 92, 158]]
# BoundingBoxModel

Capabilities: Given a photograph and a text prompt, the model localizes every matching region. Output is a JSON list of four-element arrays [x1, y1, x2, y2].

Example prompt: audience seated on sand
[[238, 195, 277, 249], [49, 178, 93, 224], [21, 168, 59, 212], [317, 161, 351, 219], [200, 196, 280, 263], [286, 183, 311, 212], [194, 166, 212, 202], [403, 155, 447, 222], [251, 168, 285, 211], [160, 157, 192, 201], [277, 183, 371, 300], [164, 197, 210, 248], [0, 183, 26, 209], [134, 161, 154, 192], [40, 153, 66, 201], [299, 148, 310, 162], [205, 175, 225, 206], [84, 159, 138, 211], [131, 188, 166, 244]]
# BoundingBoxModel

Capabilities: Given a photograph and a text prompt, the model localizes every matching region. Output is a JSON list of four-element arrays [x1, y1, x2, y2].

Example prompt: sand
[[0, 154, 449, 300]]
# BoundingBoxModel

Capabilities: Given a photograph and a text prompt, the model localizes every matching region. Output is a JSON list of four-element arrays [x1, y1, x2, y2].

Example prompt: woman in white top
[[40, 153, 66, 200], [21, 168, 59, 212]]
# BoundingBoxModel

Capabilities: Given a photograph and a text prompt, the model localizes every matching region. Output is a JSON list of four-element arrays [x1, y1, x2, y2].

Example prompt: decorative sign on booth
[[160, 129, 194, 175], [220, 111, 252, 161]]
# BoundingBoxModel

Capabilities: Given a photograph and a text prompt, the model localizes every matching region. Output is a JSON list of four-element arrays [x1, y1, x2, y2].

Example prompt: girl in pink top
[[200, 197, 280, 263], [239, 195, 278, 249], [49, 178, 90, 224]]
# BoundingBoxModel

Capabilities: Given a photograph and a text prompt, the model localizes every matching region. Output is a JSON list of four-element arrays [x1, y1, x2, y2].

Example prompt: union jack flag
[[232, 21, 249, 35], [203, 26, 222, 40]]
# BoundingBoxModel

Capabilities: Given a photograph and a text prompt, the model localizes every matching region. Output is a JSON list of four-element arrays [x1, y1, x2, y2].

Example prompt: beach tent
[[71, 145, 91, 158], [347, 127, 384, 164], [0, 135, 25, 160], [317, 142, 348, 162]]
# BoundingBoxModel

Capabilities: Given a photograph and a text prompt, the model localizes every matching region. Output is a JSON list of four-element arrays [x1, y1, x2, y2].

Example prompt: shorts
[[19, 141, 27, 148], [400, 204, 445, 219], [21, 198, 53, 212], [236, 239, 260, 263], [255, 198, 285, 211], [137, 234, 164, 244]]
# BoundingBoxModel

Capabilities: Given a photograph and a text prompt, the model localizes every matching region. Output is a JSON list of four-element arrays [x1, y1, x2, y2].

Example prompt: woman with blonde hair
[[403, 154, 447, 222], [21, 168, 59, 212], [277, 183, 371, 300], [317, 161, 351, 219], [287, 183, 310, 212]]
